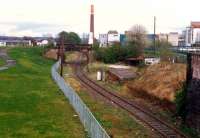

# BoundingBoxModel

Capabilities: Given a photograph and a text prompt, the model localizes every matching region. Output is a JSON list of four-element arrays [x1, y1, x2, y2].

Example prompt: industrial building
[[98, 31, 120, 47], [180, 22, 200, 47], [107, 30, 120, 45], [157, 33, 179, 46], [99, 34, 108, 47], [168, 32, 179, 46]]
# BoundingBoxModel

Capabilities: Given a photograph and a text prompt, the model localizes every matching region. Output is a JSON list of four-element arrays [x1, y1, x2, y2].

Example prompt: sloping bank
[[51, 61, 110, 138], [0, 48, 16, 71], [0, 48, 85, 138]]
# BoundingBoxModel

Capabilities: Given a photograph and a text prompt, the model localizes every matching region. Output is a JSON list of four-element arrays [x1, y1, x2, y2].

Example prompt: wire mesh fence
[[51, 61, 110, 138]]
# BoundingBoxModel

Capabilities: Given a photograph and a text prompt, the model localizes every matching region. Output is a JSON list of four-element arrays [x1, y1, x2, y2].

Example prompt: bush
[[175, 83, 187, 121], [93, 43, 143, 64], [124, 42, 142, 58], [148, 40, 174, 60]]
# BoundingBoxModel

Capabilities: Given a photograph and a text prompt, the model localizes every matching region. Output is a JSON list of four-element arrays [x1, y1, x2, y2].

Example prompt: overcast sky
[[0, 0, 199, 37]]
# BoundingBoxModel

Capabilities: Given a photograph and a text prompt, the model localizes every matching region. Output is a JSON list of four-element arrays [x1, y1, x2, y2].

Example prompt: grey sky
[[0, 0, 199, 36]]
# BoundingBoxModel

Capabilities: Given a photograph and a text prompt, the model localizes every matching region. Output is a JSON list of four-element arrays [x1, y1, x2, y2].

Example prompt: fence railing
[[51, 61, 110, 138]]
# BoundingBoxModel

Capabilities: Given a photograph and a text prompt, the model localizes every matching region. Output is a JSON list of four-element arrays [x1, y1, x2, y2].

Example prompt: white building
[[181, 22, 200, 46], [158, 33, 168, 41], [107, 30, 120, 45], [99, 34, 108, 47], [182, 27, 193, 46], [157, 33, 179, 46], [88, 32, 94, 45], [192, 28, 200, 44], [37, 40, 49, 46], [0, 42, 6, 47], [168, 32, 179, 46]]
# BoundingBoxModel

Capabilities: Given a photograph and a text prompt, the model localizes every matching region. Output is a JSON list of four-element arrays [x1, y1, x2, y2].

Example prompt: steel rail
[[74, 64, 187, 138]]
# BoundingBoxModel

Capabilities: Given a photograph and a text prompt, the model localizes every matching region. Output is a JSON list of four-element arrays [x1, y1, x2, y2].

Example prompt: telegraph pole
[[154, 16, 156, 55], [60, 36, 64, 77]]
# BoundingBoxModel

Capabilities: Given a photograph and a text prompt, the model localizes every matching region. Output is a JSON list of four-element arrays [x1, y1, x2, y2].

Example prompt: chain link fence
[[51, 61, 110, 138]]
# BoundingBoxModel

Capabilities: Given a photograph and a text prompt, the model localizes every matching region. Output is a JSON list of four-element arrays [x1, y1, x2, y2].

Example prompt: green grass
[[77, 90, 150, 138], [0, 47, 86, 138], [0, 58, 5, 66]]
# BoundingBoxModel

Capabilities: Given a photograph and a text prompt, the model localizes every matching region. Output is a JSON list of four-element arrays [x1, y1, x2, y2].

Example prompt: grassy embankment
[[0, 48, 86, 138], [0, 58, 5, 66], [63, 52, 151, 138], [86, 60, 199, 138]]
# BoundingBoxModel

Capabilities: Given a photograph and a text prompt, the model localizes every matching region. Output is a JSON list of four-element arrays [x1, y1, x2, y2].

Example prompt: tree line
[[94, 25, 174, 64]]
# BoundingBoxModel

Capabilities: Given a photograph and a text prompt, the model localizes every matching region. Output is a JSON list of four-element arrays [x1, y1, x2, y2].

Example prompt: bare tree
[[125, 25, 147, 56], [126, 24, 147, 46]]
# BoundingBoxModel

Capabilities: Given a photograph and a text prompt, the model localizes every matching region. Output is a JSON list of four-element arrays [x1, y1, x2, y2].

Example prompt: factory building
[[99, 34, 108, 47], [181, 22, 200, 47], [107, 30, 120, 45]]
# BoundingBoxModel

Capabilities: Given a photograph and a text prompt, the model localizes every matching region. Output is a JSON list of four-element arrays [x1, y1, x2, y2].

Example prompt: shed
[[107, 68, 136, 82]]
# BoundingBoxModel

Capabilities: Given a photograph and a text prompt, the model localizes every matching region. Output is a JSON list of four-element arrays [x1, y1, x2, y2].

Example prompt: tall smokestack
[[89, 4, 94, 44]]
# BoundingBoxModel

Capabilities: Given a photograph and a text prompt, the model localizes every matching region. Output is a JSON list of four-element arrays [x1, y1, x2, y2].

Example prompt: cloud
[[0, 22, 71, 36]]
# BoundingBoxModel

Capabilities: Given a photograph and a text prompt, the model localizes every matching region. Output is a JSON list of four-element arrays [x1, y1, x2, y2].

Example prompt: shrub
[[93, 43, 143, 64], [175, 83, 187, 121]]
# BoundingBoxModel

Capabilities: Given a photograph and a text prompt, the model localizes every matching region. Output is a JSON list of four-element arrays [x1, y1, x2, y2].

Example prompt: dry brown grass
[[44, 49, 58, 60], [65, 52, 81, 62], [127, 62, 186, 102], [62, 64, 150, 138]]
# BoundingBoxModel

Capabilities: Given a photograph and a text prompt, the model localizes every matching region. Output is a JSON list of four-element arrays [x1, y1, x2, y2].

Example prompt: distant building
[[120, 34, 126, 46], [99, 34, 108, 47], [81, 33, 89, 44], [191, 22, 200, 45], [178, 34, 185, 47], [181, 22, 200, 46], [88, 32, 94, 45], [182, 27, 193, 46], [36, 39, 49, 46], [147, 34, 156, 43], [0, 42, 6, 47], [157, 33, 179, 46], [34, 37, 53, 46], [158, 33, 168, 41], [0, 36, 31, 46], [107, 30, 120, 45], [125, 31, 136, 42], [168, 32, 179, 46]]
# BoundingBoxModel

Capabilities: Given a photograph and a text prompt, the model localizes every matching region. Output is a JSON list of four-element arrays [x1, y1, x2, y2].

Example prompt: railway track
[[74, 63, 187, 138]]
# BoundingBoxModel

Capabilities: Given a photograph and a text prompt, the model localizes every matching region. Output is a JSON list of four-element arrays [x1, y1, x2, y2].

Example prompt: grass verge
[[0, 58, 5, 66], [0, 47, 86, 138]]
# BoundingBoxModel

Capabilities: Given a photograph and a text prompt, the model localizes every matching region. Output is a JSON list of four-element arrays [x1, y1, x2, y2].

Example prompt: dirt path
[[0, 48, 16, 71]]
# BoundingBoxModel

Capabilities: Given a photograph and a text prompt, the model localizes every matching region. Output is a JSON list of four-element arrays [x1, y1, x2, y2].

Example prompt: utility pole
[[154, 16, 156, 55], [60, 36, 64, 77]]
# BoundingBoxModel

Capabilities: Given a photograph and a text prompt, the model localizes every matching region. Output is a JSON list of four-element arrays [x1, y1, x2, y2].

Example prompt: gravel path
[[0, 48, 16, 71]]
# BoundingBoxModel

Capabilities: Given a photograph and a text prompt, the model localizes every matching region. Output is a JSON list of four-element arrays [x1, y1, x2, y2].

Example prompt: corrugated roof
[[191, 22, 200, 28], [108, 68, 136, 80]]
